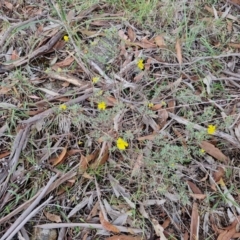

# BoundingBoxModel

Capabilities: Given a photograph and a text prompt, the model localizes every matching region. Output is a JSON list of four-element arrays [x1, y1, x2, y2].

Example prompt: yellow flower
[[116, 137, 128, 150], [207, 125, 216, 135], [98, 101, 106, 110], [200, 149, 205, 154], [63, 35, 69, 42], [92, 77, 100, 84], [137, 59, 144, 70], [148, 103, 154, 108], [59, 104, 67, 111], [161, 101, 167, 106], [78, 140, 83, 145]]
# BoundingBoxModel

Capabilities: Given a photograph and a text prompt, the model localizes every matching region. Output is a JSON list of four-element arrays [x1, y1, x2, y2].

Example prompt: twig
[[168, 112, 240, 148], [1, 174, 58, 240], [0, 13, 47, 49], [222, 70, 240, 78], [227, 0, 240, 9], [95, 177, 108, 220], [0, 164, 78, 224], [150, 53, 240, 67], [6, 197, 53, 240], [20, 91, 93, 124], [0, 126, 30, 201], [0, 31, 64, 72], [36, 223, 143, 234], [88, 60, 114, 85]]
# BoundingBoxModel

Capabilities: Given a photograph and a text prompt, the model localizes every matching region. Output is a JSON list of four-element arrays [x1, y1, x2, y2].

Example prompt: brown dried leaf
[[162, 218, 171, 229], [79, 155, 90, 173], [4, 1, 13, 10], [11, 50, 19, 60], [118, 30, 128, 40], [217, 225, 236, 240], [0, 152, 10, 158], [189, 193, 206, 200], [230, 0, 240, 4], [127, 27, 136, 42], [82, 172, 93, 179], [99, 211, 120, 233], [227, 20, 233, 33], [200, 141, 228, 162], [152, 103, 163, 111], [44, 211, 61, 223], [54, 56, 74, 68], [213, 167, 225, 182], [144, 58, 152, 71], [172, 127, 187, 148], [184, 232, 189, 240], [157, 109, 168, 129], [134, 72, 145, 82], [57, 177, 76, 195], [0, 87, 11, 94], [50, 147, 67, 166], [136, 39, 156, 49], [51, 39, 65, 51], [190, 202, 199, 240], [90, 148, 109, 169], [79, 150, 99, 173], [106, 236, 143, 240], [187, 181, 203, 194], [228, 43, 240, 48], [167, 100, 176, 113], [86, 201, 99, 220], [155, 35, 165, 47], [105, 96, 118, 106], [66, 149, 82, 156], [233, 232, 240, 238], [175, 39, 182, 64], [61, 81, 70, 87]]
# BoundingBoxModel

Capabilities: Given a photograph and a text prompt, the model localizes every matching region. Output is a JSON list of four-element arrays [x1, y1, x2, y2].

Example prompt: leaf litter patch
[[1, 1, 240, 239]]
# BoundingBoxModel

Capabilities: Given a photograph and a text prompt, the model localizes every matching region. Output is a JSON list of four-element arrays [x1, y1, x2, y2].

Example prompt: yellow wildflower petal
[[218, 178, 225, 187], [98, 101, 106, 110], [63, 35, 69, 42], [59, 104, 67, 111], [161, 101, 167, 106], [200, 149, 205, 154], [148, 103, 154, 108], [116, 137, 128, 150], [207, 125, 216, 135], [92, 77, 100, 84], [137, 59, 144, 70]]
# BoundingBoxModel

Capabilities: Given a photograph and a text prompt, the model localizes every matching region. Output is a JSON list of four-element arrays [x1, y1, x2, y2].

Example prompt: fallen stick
[[20, 91, 93, 125], [0, 31, 63, 72], [168, 112, 240, 148]]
